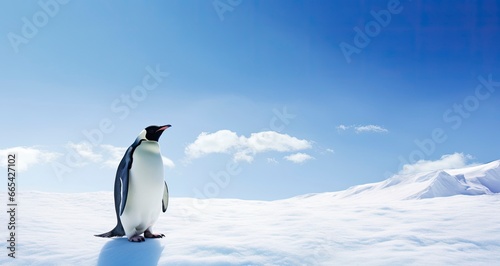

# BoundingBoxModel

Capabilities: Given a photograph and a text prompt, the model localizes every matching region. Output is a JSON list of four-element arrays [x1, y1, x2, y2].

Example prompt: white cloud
[[354, 125, 388, 134], [162, 156, 175, 169], [234, 151, 255, 163], [185, 130, 312, 162], [67, 142, 102, 164], [244, 131, 311, 153], [100, 145, 127, 168], [66, 142, 175, 169], [185, 130, 241, 159], [0, 146, 61, 171], [337, 124, 388, 134], [325, 148, 335, 154], [398, 153, 474, 175], [267, 158, 279, 164], [337, 124, 350, 131], [284, 153, 314, 164]]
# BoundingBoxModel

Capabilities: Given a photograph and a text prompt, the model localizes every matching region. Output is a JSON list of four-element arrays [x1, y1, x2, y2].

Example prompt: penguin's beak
[[156, 125, 171, 132]]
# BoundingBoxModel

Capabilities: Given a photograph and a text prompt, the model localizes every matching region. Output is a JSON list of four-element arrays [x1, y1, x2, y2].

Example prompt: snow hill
[[1, 160, 499, 265], [300, 160, 500, 202]]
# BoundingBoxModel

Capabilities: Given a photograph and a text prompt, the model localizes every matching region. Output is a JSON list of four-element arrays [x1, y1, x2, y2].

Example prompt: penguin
[[95, 124, 171, 242]]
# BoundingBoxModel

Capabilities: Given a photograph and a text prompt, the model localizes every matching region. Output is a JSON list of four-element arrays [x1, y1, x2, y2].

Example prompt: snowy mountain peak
[[413, 171, 486, 199], [312, 159, 500, 202]]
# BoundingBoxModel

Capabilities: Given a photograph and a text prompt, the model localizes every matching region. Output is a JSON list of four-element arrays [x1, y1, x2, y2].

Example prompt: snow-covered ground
[[2, 160, 499, 265]]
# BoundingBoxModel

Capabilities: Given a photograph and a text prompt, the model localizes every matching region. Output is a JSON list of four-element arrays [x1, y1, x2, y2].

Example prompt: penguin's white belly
[[120, 142, 164, 237]]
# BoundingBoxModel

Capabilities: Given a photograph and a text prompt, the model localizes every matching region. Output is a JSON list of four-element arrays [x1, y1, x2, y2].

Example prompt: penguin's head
[[139, 124, 171, 142]]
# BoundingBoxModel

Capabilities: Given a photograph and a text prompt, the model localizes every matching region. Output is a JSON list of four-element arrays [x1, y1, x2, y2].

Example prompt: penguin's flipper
[[117, 152, 131, 216], [117, 140, 142, 216], [162, 181, 169, 212]]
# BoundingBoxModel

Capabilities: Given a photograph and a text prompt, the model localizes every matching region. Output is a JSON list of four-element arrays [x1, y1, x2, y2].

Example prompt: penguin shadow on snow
[[97, 238, 164, 266]]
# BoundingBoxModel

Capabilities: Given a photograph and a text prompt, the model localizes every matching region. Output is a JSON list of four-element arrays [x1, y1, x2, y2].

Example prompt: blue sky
[[1, 0, 499, 200]]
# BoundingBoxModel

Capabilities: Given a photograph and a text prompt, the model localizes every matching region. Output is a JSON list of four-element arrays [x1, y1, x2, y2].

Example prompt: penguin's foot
[[128, 235, 145, 242], [144, 230, 165, 238]]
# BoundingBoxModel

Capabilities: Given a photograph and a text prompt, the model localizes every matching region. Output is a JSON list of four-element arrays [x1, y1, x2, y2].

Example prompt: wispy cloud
[[284, 153, 315, 164], [185, 130, 312, 162], [354, 125, 388, 134], [337, 125, 350, 131], [398, 153, 474, 175], [325, 148, 335, 154], [337, 124, 388, 134], [161, 156, 175, 169], [67, 142, 102, 164], [100, 145, 127, 168], [66, 142, 175, 169], [267, 158, 279, 164], [0, 146, 61, 171]]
